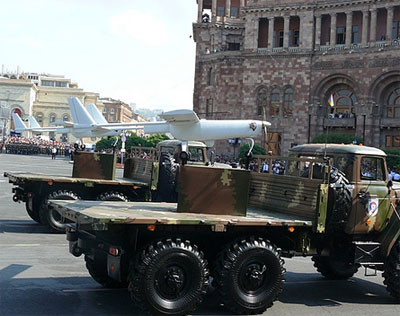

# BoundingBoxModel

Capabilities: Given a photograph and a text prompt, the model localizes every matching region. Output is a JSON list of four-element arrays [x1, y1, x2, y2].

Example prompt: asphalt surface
[[0, 153, 398, 316]]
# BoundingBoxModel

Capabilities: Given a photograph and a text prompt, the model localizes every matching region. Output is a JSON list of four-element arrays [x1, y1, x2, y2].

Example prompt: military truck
[[4, 140, 211, 233], [50, 144, 400, 315]]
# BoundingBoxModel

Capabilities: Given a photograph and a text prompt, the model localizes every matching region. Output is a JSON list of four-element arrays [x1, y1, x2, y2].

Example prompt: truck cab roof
[[289, 144, 386, 157]]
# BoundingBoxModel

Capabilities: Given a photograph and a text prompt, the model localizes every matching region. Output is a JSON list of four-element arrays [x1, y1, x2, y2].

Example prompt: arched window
[[283, 87, 294, 116], [63, 114, 69, 121], [270, 88, 280, 116], [102, 108, 107, 115], [386, 88, 400, 118], [208, 67, 215, 86], [36, 113, 43, 123], [256, 87, 268, 116], [49, 114, 56, 123], [327, 88, 357, 117], [110, 108, 115, 115]]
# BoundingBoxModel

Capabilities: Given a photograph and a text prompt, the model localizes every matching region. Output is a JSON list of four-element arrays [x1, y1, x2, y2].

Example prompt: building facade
[[100, 97, 134, 123], [193, 0, 400, 155], [0, 72, 104, 142]]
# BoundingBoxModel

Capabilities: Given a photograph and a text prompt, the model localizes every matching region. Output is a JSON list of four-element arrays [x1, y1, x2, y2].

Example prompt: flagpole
[[324, 94, 335, 159]]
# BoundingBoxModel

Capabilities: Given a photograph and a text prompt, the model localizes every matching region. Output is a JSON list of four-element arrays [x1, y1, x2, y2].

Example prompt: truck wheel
[[312, 255, 358, 280], [128, 238, 209, 315], [327, 168, 352, 231], [383, 239, 400, 300], [214, 236, 285, 315], [97, 192, 129, 202], [25, 196, 41, 223], [39, 190, 80, 233], [85, 252, 127, 288]]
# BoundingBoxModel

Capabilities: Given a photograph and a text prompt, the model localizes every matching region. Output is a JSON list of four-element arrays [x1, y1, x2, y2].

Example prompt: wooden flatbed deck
[[50, 200, 314, 230]]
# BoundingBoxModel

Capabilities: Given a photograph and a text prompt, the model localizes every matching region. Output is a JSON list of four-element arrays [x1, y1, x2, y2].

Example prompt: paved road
[[0, 154, 398, 315]]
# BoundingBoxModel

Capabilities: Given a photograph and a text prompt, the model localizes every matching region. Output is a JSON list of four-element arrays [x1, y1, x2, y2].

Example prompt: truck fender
[[378, 202, 400, 257]]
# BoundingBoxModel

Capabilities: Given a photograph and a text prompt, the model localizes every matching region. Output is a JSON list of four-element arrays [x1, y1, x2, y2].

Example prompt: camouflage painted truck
[[4, 140, 210, 232], [49, 144, 400, 315]]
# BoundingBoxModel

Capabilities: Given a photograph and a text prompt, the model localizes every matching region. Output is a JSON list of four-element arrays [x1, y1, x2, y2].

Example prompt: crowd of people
[[0, 136, 73, 158], [389, 169, 400, 181]]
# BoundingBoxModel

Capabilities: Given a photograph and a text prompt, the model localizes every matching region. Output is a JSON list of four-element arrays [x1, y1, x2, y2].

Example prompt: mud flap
[[107, 252, 122, 282], [378, 203, 400, 257]]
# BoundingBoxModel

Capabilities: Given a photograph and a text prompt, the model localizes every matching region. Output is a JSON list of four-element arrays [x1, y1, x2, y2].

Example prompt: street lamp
[[120, 130, 131, 165]]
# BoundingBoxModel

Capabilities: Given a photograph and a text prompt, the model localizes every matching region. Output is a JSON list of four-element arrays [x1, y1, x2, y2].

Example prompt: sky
[[0, 0, 198, 110]]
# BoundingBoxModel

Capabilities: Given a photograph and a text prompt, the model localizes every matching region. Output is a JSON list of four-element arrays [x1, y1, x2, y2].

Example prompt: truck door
[[350, 156, 391, 234]]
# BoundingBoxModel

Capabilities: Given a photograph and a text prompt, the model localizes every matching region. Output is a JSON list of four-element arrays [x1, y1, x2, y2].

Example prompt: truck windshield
[[360, 157, 385, 181], [189, 147, 204, 162]]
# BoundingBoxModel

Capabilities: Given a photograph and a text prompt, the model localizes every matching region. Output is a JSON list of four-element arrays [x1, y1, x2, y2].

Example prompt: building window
[[337, 27, 345, 44], [63, 114, 69, 121], [293, 30, 299, 47], [208, 67, 215, 86], [217, 6, 224, 17], [55, 81, 67, 87], [231, 7, 239, 18], [352, 26, 359, 43], [206, 99, 213, 117], [278, 31, 284, 47], [49, 132, 55, 140], [36, 113, 43, 123], [283, 88, 294, 116], [386, 88, 400, 118], [227, 42, 240, 51], [42, 80, 54, 87], [49, 114, 56, 123], [102, 108, 107, 115], [392, 21, 400, 40], [110, 108, 115, 115], [327, 88, 357, 117], [385, 135, 400, 148], [256, 87, 268, 116], [270, 88, 280, 116]]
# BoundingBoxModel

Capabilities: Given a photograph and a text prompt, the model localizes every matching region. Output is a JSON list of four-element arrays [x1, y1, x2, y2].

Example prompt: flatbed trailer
[[4, 171, 148, 231]]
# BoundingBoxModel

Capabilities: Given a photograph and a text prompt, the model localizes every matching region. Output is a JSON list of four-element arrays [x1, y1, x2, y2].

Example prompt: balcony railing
[[323, 117, 356, 128]]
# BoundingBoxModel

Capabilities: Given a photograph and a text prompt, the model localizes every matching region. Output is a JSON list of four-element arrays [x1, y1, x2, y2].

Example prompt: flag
[[328, 94, 335, 107]]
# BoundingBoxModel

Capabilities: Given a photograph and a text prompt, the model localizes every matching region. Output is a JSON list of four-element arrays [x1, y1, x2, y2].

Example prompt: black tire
[[214, 236, 285, 315], [25, 195, 41, 223], [128, 238, 209, 315], [85, 252, 127, 288], [327, 168, 352, 231], [383, 238, 400, 300], [155, 153, 178, 202], [39, 190, 80, 233], [312, 255, 358, 280], [97, 191, 129, 202]]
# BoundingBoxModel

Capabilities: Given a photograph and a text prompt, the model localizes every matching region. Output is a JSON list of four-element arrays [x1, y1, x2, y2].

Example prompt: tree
[[312, 133, 363, 145], [238, 143, 266, 159], [382, 148, 400, 170], [95, 133, 168, 151]]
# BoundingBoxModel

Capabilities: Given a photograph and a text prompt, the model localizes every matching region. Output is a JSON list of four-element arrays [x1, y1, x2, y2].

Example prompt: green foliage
[[95, 133, 168, 151], [312, 133, 363, 145], [382, 148, 400, 170], [239, 143, 266, 159]]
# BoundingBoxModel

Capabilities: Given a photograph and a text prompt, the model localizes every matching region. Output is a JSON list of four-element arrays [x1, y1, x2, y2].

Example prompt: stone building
[[193, 0, 400, 155], [0, 72, 103, 142], [100, 97, 134, 123]]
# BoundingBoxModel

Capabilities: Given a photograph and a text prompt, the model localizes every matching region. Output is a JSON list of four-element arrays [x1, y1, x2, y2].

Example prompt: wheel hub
[[156, 265, 186, 298], [242, 264, 267, 292]]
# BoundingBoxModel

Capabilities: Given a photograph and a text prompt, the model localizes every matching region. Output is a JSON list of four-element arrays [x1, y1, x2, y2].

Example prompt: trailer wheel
[[39, 190, 80, 233], [25, 196, 41, 223], [383, 238, 400, 300], [97, 192, 129, 202], [327, 168, 352, 231], [312, 255, 358, 280], [214, 236, 285, 315], [85, 252, 127, 288], [128, 238, 209, 315]]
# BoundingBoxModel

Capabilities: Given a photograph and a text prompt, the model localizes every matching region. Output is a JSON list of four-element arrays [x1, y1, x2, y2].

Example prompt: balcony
[[380, 118, 400, 128], [323, 117, 355, 128]]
